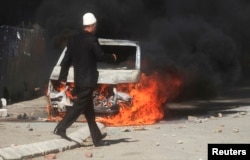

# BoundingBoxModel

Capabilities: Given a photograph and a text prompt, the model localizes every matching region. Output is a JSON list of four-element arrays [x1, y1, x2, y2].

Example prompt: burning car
[[47, 38, 141, 118]]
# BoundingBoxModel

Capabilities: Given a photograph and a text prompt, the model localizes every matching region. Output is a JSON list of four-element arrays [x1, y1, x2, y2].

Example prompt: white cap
[[82, 12, 97, 26]]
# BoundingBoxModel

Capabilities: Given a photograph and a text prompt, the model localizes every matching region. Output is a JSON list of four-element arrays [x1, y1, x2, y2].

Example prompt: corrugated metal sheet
[[0, 26, 48, 101]]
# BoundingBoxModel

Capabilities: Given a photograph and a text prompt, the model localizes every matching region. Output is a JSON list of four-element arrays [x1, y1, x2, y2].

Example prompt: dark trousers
[[55, 87, 102, 144]]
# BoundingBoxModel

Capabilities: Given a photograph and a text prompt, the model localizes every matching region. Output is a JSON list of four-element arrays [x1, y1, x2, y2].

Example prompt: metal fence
[[0, 25, 51, 102]]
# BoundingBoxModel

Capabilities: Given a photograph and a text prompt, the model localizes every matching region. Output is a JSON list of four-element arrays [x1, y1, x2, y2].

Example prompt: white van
[[47, 38, 141, 117]]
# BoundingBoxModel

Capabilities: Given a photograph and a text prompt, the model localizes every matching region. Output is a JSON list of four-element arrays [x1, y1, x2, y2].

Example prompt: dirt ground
[[0, 82, 250, 160]]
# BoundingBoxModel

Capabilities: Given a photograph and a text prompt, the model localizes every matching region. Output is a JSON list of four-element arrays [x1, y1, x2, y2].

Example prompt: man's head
[[83, 12, 97, 33]]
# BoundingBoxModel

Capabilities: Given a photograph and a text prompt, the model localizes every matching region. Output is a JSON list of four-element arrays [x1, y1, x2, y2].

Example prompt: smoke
[[34, 0, 250, 100]]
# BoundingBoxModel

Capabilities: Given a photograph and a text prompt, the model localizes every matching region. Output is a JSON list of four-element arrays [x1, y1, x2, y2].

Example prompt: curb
[[0, 122, 105, 160]]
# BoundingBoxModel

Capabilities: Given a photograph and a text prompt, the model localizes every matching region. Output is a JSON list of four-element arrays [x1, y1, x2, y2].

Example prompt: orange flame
[[46, 82, 75, 122], [46, 72, 182, 125], [97, 72, 182, 126]]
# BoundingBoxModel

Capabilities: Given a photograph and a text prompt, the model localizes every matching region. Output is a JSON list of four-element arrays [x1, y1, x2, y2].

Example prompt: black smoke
[[0, 0, 43, 26], [33, 0, 250, 100]]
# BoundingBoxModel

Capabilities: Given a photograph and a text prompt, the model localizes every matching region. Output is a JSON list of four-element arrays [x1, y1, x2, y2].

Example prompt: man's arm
[[91, 38, 117, 62], [59, 47, 72, 82]]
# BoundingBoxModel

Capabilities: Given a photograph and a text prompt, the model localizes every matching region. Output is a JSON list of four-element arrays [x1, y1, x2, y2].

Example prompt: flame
[[46, 72, 182, 125], [59, 83, 76, 99], [97, 72, 182, 126], [46, 82, 75, 122]]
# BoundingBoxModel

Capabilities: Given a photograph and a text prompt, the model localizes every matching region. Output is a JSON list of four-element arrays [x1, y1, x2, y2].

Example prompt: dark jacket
[[59, 31, 115, 88]]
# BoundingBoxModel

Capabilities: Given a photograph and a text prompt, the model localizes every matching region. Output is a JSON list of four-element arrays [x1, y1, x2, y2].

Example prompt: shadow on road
[[102, 138, 139, 146], [164, 80, 250, 121]]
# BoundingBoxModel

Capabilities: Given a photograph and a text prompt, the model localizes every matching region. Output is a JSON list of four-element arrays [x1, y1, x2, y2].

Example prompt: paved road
[[0, 82, 250, 160]]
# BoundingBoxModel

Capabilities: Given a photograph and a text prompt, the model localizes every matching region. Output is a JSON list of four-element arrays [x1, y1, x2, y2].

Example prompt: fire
[[97, 72, 182, 126], [46, 82, 76, 122], [46, 72, 182, 125]]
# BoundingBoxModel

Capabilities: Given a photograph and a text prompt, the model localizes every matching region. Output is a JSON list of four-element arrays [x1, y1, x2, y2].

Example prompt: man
[[54, 12, 117, 146]]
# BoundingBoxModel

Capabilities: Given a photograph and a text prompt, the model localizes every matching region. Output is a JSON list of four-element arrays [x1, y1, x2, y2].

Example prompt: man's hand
[[60, 81, 67, 85], [112, 53, 117, 61]]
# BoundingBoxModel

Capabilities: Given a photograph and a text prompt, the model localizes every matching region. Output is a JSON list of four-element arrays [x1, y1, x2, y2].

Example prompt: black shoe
[[54, 129, 72, 141], [93, 133, 107, 147]]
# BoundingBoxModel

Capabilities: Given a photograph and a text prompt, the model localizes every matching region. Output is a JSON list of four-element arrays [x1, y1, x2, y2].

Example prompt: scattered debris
[[10, 144, 18, 147], [217, 113, 222, 118], [155, 142, 160, 146], [81, 141, 94, 147], [121, 128, 131, 132], [155, 126, 161, 129], [178, 125, 186, 129], [200, 118, 208, 123], [239, 112, 246, 115], [188, 116, 208, 123], [81, 137, 94, 146], [177, 140, 184, 144], [209, 116, 217, 120], [213, 128, 223, 133], [104, 141, 110, 146], [232, 114, 240, 118], [233, 128, 239, 133], [219, 124, 225, 127], [17, 113, 28, 119], [231, 111, 248, 118], [188, 116, 198, 122], [133, 126, 146, 131], [85, 152, 93, 158], [38, 117, 48, 121], [44, 153, 57, 159]]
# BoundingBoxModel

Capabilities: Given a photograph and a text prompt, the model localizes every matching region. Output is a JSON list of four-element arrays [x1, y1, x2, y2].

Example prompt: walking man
[[54, 12, 117, 146]]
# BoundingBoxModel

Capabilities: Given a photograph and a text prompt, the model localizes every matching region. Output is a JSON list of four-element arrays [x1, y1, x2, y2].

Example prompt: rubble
[[232, 114, 240, 118], [209, 116, 217, 120], [44, 153, 57, 159], [232, 111, 248, 118], [121, 128, 131, 132], [178, 125, 186, 129], [155, 142, 160, 146], [154, 126, 161, 129], [133, 126, 147, 131], [85, 152, 93, 158], [187, 116, 208, 123], [17, 113, 28, 119], [187, 115, 198, 122], [217, 113, 222, 118], [213, 128, 223, 133], [232, 128, 239, 133], [239, 111, 246, 115], [177, 140, 184, 144]]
